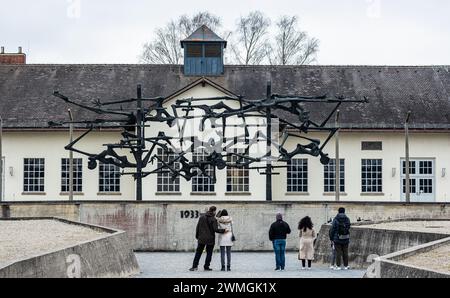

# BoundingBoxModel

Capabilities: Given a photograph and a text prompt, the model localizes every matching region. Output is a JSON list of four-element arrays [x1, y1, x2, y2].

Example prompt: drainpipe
[[335, 110, 340, 202], [405, 111, 411, 203], [68, 109, 74, 201]]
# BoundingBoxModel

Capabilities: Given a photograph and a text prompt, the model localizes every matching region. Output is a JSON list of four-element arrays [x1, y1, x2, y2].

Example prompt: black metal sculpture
[[50, 83, 367, 201]]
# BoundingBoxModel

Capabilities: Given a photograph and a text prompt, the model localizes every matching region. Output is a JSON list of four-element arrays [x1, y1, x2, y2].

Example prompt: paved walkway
[[135, 252, 365, 278]]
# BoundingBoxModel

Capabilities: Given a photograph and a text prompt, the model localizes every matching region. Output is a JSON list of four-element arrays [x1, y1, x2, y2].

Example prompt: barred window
[[361, 159, 382, 193], [99, 162, 120, 192], [23, 158, 45, 192], [287, 159, 308, 192], [192, 149, 215, 192], [226, 149, 249, 192], [157, 148, 180, 192], [324, 159, 345, 192], [61, 158, 82, 192]]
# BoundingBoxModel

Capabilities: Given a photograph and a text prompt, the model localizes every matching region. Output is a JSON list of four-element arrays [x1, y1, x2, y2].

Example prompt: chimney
[[0, 46, 26, 64]]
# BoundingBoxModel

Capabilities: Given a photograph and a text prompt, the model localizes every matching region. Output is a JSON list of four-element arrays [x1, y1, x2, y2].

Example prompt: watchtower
[[181, 25, 227, 76]]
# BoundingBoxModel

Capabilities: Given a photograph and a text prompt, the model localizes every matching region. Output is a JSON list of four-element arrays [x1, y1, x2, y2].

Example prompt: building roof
[[181, 25, 227, 47], [1, 64, 450, 130]]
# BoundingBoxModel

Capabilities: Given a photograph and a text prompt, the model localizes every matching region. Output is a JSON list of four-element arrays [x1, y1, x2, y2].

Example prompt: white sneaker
[[333, 267, 342, 271], [329, 265, 336, 270], [344, 266, 350, 270], [301, 267, 306, 270], [307, 267, 312, 270]]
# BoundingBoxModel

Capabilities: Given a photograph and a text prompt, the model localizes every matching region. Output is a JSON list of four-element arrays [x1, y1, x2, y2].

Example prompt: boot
[[221, 266, 225, 271], [227, 266, 231, 271]]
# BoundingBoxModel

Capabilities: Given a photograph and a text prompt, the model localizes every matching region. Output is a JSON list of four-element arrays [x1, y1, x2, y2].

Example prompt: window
[[419, 161, 433, 175], [361, 159, 382, 193], [192, 149, 215, 193], [402, 161, 417, 175], [99, 162, 120, 192], [205, 44, 221, 57], [324, 159, 345, 192], [361, 141, 382, 151], [23, 158, 45, 192], [186, 44, 202, 57], [287, 159, 308, 192], [61, 158, 82, 192], [226, 149, 249, 192], [157, 148, 180, 192]]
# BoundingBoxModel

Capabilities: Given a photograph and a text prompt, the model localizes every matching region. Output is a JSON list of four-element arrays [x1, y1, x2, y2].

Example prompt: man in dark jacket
[[269, 213, 291, 271], [329, 207, 351, 270], [189, 206, 227, 271]]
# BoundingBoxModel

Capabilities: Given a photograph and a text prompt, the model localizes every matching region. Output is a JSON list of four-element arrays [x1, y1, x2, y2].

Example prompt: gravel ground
[[400, 244, 450, 273], [361, 221, 450, 235], [0, 220, 107, 267], [135, 252, 366, 278]]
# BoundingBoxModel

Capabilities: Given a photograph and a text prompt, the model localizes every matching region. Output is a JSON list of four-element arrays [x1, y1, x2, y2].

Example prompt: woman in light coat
[[298, 216, 317, 270], [217, 209, 234, 271]]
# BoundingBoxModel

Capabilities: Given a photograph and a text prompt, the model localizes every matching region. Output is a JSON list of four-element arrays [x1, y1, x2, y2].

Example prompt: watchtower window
[[186, 44, 202, 57], [205, 44, 221, 57]]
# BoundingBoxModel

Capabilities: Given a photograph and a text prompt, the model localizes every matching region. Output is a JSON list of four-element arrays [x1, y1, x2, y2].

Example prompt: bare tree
[[230, 11, 271, 65], [140, 12, 222, 64], [268, 16, 319, 65], [178, 12, 221, 38]]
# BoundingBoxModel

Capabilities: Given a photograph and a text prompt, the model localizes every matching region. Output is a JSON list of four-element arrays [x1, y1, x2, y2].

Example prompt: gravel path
[[135, 252, 366, 278], [0, 219, 107, 267], [361, 221, 450, 235], [400, 244, 450, 273]]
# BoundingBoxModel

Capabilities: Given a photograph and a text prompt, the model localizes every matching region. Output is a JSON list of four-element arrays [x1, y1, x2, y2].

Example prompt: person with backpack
[[329, 207, 351, 270], [189, 206, 228, 271], [269, 213, 291, 271], [216, 209, 234, 271]]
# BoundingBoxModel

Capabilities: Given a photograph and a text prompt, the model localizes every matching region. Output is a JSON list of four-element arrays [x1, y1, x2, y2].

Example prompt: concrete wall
[[0, 217, 140, 278], [376, 236, 450, 278], [1, 201, 448, 251], [314, 219, 450, 269]]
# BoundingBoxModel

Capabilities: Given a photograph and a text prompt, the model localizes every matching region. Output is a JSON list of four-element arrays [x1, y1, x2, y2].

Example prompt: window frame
[[324, 159, 345, 193], [99, 162, 121, 193], [361, 159, 383, 193], [61, 158, 83, 193], [287, 158, 308, 193], [23, 158, 45, 193]]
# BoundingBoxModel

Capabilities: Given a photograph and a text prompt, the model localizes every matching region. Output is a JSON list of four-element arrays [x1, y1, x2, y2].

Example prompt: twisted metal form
[[50, 83, 367, 200]]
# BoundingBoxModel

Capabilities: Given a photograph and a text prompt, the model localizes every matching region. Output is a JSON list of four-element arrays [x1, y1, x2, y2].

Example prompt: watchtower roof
[[181, 25, 227, 48]]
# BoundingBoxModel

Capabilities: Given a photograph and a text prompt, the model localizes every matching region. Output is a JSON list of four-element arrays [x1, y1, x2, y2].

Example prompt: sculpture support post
[[136, 85, 143, 201], [405, 111, 411, 203], [68, 109, 74, 201], [335, 110, 340, 202], [266, 82, 272, 201]]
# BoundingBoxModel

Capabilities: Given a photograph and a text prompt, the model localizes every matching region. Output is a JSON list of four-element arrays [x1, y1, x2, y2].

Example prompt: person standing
[[298, 216, 316, 270], [189, 206, 227, 271], [329, 207, 351, 270], [269, 213, 291, 271], [217, 209, 234, 271]]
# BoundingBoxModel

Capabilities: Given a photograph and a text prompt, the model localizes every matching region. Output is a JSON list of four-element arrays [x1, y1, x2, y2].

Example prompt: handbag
[[231, 222, 236, 242]]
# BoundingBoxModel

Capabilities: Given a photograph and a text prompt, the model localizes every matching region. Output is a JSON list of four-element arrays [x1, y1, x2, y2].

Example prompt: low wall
[[314, 219, 450, 269], [0, 217, 140, 278], [1, 201, 448, 251], [375, 236, 450, 278]]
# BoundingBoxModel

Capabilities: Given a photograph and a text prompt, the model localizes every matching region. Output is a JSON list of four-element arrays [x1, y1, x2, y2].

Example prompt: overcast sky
[[1, 0, 449, 65]]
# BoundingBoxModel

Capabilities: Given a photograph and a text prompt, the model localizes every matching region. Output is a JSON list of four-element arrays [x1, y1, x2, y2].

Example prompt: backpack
[[337, 218, 350, 240]]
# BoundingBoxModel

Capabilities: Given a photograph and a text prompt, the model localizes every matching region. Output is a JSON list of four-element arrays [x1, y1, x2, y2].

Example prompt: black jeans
[[334, 243, 349, 267], [220, 246, 231, 268], [192, 243, 215, 269], [301, 259, 312, 268]]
